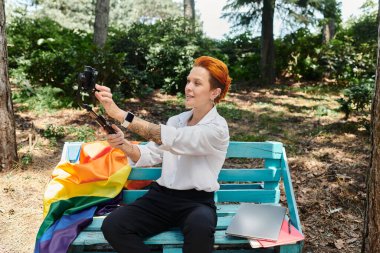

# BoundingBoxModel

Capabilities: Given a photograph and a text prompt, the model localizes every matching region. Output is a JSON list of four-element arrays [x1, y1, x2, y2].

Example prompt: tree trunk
[[362, 1, 380, 251], [183, 0, 195, 20], [0, 0, 17, 171], [183, 0, 195, 31], [260, 0, 275, 86], [322, 19, 336, 44], [93, 0, 110, 48]]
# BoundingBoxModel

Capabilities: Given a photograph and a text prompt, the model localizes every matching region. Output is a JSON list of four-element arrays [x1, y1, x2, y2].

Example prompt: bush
[[42, 124, 66, 140], [318, 37, 375, 81], [65, 126, 96, 142], [8, 16, 90, 86], [341, 10, 377, 47], [337, 78, 375, 119], [12, 85, 73, 112], [218, 33, 261, 84], [276, 28, 323, 81], [8, 16, 126, 102], [109, 18, 202, 96], [275, 19, 376, 83], [8, 16, 213, 103]]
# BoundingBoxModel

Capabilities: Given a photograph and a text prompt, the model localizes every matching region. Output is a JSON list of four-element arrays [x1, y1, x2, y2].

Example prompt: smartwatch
[[121, 111, 135, 128]]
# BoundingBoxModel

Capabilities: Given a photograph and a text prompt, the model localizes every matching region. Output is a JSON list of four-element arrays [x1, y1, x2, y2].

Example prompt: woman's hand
[[104, 125, 141, 162], [94, 84, 125, 122], [106, 125, 128, 149]]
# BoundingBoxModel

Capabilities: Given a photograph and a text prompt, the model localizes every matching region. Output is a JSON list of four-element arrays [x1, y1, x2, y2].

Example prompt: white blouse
[[134, 106, 230, 192]]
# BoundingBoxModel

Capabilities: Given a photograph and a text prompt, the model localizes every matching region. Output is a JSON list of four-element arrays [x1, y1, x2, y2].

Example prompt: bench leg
[[163, 245, 182, 253], [277, 242, 303, 253]]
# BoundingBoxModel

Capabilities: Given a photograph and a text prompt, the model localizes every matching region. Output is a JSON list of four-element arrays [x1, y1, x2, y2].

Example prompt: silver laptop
[[226, 203, 286, 241]]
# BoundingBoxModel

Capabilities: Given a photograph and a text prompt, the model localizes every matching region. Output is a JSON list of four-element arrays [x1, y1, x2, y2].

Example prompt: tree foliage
[[5, 0, 377, 120], [33, 0, 182, 31]]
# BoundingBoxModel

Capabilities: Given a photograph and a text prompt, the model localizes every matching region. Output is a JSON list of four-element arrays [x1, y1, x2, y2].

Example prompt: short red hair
[[194, 56, 232, 103]]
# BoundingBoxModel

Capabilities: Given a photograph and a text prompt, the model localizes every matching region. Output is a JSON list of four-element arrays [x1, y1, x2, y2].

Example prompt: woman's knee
[[182, 206, 216, 236], [181, 207, 216, 253]]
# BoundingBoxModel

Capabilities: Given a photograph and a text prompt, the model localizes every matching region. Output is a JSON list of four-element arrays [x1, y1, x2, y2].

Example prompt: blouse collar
[[178, 106, 218, 127]]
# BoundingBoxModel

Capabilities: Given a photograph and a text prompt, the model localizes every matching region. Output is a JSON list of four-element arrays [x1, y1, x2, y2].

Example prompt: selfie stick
[[81, 104, 117, 134]]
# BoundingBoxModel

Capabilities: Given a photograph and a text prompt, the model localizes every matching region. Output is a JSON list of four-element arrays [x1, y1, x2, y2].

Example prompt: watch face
[[126, 112, 134, 122]]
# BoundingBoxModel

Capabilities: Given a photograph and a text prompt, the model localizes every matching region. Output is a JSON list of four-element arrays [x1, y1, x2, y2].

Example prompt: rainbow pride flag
[[34, 141, 132, 253]]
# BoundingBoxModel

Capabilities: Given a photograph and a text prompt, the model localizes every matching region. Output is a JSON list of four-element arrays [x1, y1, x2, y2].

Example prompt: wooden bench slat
[[218, 169, 281, 181], [128, 168, 281, 182], [220, 204, 279, 216], [61, 141, 283, 162], [219, 184, 263, 189], [85, 204, 282, 232], [84, 215, 236, 232], [215, 190, 278, 202], [114, 141, 283, 159], [123, 189, 278, 204], [226, 142, 283, 159], [72, 230, 261, 246], [128, 168, 161, 180]]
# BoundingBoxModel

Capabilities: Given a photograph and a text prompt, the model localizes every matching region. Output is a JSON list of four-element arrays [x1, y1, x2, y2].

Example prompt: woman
[[96, 56, 232, 253]]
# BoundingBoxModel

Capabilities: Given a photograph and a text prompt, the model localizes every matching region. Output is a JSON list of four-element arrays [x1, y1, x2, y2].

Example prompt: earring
[[210, 98, 215, 105]]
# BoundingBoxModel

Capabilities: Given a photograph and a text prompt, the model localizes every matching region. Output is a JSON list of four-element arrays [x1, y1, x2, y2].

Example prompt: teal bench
[[64, 141, 303, 253]]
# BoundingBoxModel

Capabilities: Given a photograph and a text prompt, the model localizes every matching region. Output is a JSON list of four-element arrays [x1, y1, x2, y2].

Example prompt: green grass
[[257, 113, 285, 133], [312, 105, 339, 117], [217, 101, 244, 120], [285, 82, 345, 96], [65, 126, 96, 142], [42, 125, 66, 140], [21, 152, 33, 166], [161, 100, 186, 118], [41, 124, 96, 145], [13, 86, 73, 114], [255, 101, 275, 108], [232, 133, 268, 142]]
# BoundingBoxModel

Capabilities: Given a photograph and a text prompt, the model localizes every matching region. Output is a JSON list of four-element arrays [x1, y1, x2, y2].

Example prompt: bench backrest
[[62, 141, 302, 234], [126, 141, 283, 203]]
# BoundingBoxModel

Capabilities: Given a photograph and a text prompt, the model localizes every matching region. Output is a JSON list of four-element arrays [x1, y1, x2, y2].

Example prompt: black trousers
[[101, 182, 217, 253]]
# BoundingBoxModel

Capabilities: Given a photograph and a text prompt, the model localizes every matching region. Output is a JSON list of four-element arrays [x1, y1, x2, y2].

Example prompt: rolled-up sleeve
[[133, 141, 163, 167], [159, 123, 229, 156]]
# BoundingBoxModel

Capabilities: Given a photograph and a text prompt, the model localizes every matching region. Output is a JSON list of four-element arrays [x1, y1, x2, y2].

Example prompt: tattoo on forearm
[[128, 117, 162, 144], [127, 144, 134, 153], [122, 143, 140, 163]]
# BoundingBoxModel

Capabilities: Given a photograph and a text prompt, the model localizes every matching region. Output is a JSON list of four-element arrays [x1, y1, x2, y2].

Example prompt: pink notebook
[[249, 219, 304, 248]]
